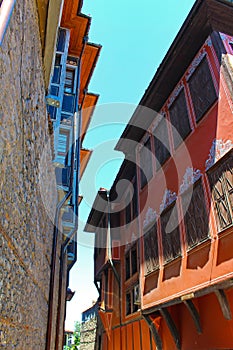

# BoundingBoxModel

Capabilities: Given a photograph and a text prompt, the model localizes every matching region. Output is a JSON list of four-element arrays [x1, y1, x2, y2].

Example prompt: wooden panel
[[126, 324, 133, 350], [133, 322, 142, 350], [80, 148, 92, 179], [113, 328, 121, 350], [140, 319, 152, 350], [121, 326, 127, 350], [81, 93, 99, 140], [79, 44, 101, 104], [36, 0, 49, 49], [61, 0, 89, 57], [188, 56, 217, 122]]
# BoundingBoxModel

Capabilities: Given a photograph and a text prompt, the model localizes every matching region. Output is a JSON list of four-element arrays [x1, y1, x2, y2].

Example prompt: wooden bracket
[[160, 308, 181, 350], [183, 299, 202, 334], [215, 289, 232, 320], [142, 314, 163, 350]]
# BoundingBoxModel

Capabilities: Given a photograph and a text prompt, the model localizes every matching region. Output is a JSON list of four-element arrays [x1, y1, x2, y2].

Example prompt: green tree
[[64, 321, 81, 350], [71, 321, 81, 349]]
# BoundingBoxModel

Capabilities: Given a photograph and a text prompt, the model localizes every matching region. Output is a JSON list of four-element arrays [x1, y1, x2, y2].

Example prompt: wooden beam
[[160, 308, 181, 350], [142, 314, 163, 350], [215, 289, 232, 320], [183, 300, 202, 334]]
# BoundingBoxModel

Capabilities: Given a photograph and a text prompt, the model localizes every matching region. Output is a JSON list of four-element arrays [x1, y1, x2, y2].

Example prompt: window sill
[[187, 236, 211, 254]]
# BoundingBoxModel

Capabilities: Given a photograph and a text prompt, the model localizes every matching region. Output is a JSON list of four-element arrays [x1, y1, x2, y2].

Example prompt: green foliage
[[64, 321, 81, 350]]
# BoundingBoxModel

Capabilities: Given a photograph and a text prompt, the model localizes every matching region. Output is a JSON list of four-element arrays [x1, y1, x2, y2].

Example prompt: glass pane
[[169, 89, 191, 149]]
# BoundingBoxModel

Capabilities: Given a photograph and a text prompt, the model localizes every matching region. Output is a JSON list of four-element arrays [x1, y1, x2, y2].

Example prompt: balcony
[[55, 167, 70, 187]]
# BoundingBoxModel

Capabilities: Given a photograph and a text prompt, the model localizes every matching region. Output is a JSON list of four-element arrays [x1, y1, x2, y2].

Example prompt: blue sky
[[65, 0, 196, 330]]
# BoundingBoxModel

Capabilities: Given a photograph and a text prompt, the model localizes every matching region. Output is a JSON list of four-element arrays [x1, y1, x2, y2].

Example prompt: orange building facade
[[85, 0, 233, 349]]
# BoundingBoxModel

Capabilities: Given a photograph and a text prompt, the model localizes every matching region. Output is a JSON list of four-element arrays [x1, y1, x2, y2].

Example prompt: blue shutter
[[47, 28, 70, 122]]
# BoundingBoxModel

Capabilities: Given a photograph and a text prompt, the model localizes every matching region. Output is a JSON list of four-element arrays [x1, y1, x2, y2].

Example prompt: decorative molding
[[205, 139, 233, 171], [179, 167, 202, 194], [168, 81, 184, 108], [160, 189, 177, 213], [186, 50, 206, 80], [143, 207, 157, 229]]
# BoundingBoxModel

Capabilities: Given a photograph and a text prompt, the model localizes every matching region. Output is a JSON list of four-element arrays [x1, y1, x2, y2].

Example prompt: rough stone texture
[[80, 318, 97, 350], [0, 0, 58, 349]]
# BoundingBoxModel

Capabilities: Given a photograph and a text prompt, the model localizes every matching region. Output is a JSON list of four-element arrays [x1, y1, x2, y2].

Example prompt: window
[[52, 55, 62, 84], [64, 68, 75, 93], [57, 28, 67, 52], [153, 117, 170, 171], [169, 89, 191, 149], [126, 286, 139, 315], [57, 129, 70, 157], [182, 180, 209, 248], [144, 224, 159, 275], [208, 152, 233, 231], [188, 56, 217, 122], [140, 137, 153, 188], [161, 204, 181, 263], [125, 245, 138, 280]]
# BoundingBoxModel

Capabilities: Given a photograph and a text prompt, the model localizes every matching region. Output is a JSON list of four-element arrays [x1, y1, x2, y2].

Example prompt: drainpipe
[[54, 36, 88, 350], [0, 0, 16, 45]]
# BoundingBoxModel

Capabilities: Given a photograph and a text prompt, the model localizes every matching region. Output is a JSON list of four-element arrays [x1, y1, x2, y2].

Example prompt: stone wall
[[80, 318, 97, 350], [0, 0, 58, 349]]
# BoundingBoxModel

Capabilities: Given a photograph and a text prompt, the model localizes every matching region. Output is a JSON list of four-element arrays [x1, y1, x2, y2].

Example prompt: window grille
[[153, 116, 170, 171], [182, 180, 209, 248], [188, 56, 217, 122], [144, 224, 159, 275], [169, 89, 191, 149], [208, 152, 233, 231], [161, 204, 181, 263]]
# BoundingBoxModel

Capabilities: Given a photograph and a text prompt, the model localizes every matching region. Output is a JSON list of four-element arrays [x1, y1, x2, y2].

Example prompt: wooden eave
[[36, 0, 64, 87], [61, 0, 101, 108], [79, 43, 102, 105], [36, 0, 49, 50], [115, 0, 233, 154], [84, 191, 108, 232], [81, 93, 99, 142], [80, 148, 92, 180], [61, 0, 84, 23], [61, 12, 91, 57], [78, 195, 83, 205], [110, 159, 136, 202]]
